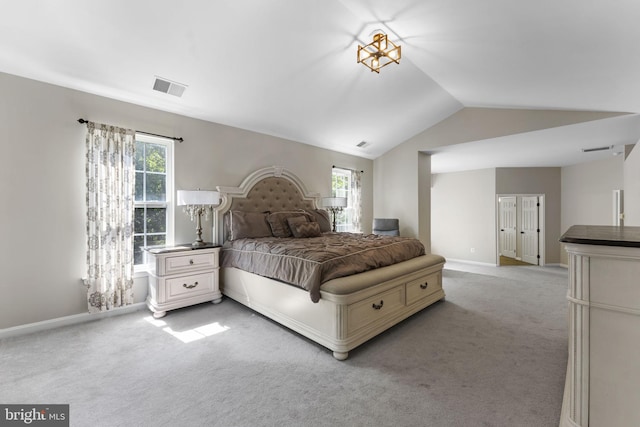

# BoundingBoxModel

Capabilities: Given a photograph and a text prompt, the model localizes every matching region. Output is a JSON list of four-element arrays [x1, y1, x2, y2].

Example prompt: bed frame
[[215, 166, 445, 360]]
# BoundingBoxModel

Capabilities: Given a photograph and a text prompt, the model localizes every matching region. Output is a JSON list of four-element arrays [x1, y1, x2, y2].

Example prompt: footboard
[[221, 255, 445, 360]]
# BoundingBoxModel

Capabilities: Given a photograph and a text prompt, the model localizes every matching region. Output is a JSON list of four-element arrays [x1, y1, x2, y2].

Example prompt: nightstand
[[144, 244, 222, 318]]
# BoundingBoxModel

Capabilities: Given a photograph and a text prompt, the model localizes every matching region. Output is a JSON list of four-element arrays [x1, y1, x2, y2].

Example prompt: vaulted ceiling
[[2, 0, 640, 171]]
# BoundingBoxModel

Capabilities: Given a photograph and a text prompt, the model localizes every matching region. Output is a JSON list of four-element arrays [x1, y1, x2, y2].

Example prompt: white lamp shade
[[177, 190, 220, 206], [321, 197, 348, 208]]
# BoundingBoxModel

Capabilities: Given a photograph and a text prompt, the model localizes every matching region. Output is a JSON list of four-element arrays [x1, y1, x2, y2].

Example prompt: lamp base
[[191, 240, 207, 248]]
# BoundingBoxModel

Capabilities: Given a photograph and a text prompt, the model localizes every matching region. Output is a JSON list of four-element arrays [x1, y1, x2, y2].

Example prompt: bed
[[215, 166, 445, 360]]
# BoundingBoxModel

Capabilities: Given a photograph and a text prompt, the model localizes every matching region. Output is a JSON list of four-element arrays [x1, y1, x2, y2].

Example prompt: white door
[[520, 196, 539, 265], [499, 197, 517, 258]]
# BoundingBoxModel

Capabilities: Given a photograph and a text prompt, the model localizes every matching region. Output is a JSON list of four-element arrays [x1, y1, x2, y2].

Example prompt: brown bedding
[[221, 232, 425, 302]]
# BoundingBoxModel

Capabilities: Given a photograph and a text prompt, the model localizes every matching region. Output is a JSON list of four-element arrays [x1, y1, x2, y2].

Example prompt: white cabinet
[[145, 246, 222, 318], [560, 225, 640, 427]]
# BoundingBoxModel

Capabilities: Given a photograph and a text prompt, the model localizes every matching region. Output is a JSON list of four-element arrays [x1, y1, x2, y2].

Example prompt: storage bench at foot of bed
[[220, 254, 445, 360]]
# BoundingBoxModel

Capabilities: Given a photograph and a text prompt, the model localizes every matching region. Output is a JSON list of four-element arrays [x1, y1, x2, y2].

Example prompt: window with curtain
[[331, 167, 362, 232], [84, 126, 175, 312], [84, 122, 136, 313], [133, 134, 174, 266]]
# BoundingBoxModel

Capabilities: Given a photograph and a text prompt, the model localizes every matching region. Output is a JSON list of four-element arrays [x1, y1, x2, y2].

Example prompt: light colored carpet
[[0, 263, 568, 427]]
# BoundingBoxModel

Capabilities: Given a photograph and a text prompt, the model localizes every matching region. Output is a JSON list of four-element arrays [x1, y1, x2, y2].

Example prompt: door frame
[[495, 194, 546, 266]]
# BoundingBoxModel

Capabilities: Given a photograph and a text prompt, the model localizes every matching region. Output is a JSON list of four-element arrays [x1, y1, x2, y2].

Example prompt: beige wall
[[561, 157, 624, 229], [431, 169, 497, 264], [561, 156, 624, 265], [496, 167, 562, 264], [0, 72, 372, 329], [372, 140, 421, 239], [418, 152, 432, 251], [624, 144, 640, 225], [560, 156, 624, 264]]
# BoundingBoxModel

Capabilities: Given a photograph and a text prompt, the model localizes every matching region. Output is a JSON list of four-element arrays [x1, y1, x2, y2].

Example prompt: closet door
[[499, 197, 517, 258], [520, 196, 539, 265]]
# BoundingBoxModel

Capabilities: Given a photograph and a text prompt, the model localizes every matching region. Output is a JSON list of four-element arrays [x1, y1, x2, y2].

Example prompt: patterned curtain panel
[[84, 122, 135, 313], [350, 170, 362, 232]]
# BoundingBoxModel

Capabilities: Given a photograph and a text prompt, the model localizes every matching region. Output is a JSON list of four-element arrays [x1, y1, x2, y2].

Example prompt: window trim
[[134, 134, 174, 271]]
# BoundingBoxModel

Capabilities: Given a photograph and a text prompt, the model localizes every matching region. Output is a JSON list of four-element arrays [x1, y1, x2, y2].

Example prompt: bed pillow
[[290, 221, 322, 238], [306, 209, 332, 233], [267, 211, 312, 237], [228, 211, 272, 240]]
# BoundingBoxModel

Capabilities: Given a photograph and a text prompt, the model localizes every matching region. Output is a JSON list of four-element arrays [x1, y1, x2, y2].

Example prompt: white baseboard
[[0, 302, 147, 340], [545, 262, 568, 269], [445, 258, 498, 267]]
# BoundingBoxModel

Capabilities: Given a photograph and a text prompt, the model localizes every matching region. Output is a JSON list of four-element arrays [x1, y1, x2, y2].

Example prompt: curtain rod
[[332, 165, 364, 173], [77, 118, 184, 143]]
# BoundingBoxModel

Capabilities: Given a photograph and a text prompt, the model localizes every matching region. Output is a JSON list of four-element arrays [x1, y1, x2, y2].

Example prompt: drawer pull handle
[[372, 300, 384, 310], [183, 282, 199, 289], [189, 259, 194, 265], [420, 282, 429, 290]]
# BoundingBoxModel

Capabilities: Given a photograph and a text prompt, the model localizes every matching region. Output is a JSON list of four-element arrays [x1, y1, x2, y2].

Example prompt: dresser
[[559, 225, 640, 427], [145, 245, 222, 318]]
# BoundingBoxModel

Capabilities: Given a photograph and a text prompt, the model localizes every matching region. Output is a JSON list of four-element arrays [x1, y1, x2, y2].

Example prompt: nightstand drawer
[[406, 272, 442, 306], [164, 251, 218, 275], [166, 272, 215, 300]]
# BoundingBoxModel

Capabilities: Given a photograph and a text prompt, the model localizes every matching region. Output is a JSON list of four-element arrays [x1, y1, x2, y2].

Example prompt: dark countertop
[[560, 225, 640, 247]]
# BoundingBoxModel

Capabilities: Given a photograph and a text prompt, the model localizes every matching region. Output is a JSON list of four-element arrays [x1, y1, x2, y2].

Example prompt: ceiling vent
[[581, 145, 613, 153], [357, 141, 369, 148], [153, 76, 187, 97]]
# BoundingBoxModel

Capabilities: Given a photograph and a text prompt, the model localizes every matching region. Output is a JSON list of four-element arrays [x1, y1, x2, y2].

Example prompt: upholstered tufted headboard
[[228, 176, 315, 212], [214, 166, 321, 244]]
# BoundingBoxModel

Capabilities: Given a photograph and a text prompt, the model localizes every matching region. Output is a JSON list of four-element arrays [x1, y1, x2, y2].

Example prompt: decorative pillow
[[228, 211, 272, 240], [306, 209, 331, 233], [290, 221, 322, 238], [286, 215, 309, 233], [267, 211, 312, 238]]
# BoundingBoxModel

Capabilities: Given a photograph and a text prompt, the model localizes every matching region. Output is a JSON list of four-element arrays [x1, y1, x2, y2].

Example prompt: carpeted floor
[[0, 262, 568, 427]]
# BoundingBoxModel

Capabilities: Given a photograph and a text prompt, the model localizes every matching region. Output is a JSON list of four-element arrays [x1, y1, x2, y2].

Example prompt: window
[[331, 167, 355, 232], [134, 135, 174, 266]]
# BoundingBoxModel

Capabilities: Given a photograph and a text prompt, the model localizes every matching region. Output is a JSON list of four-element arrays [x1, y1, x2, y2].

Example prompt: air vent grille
[[153, 77, 187, 97], [357, 141, 369, 148], [582, 145, 613, 153]]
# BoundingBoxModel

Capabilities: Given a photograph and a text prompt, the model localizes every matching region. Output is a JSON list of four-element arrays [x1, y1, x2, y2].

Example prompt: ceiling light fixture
[[357, 33, 401, 73]]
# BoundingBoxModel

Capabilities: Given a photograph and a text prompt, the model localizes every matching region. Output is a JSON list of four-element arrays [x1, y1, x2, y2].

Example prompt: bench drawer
[[406, 272, 442, 306], [347, 286, 405, 334]]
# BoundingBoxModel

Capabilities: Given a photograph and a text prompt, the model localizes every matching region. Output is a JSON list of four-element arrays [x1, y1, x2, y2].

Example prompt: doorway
[[497, 195, 544, 266]]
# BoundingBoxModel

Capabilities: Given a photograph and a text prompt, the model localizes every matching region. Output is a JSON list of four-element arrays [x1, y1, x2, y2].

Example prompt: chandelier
[[357, 33, 401, 73]]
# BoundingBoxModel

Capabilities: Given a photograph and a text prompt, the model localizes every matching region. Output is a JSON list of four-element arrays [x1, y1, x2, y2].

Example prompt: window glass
[[331, 168, 353, 232], [145, 173, 166, 201], [145, 143, 166, 173], [146, 208, 166, 233], [133, 135, 173, 266]]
